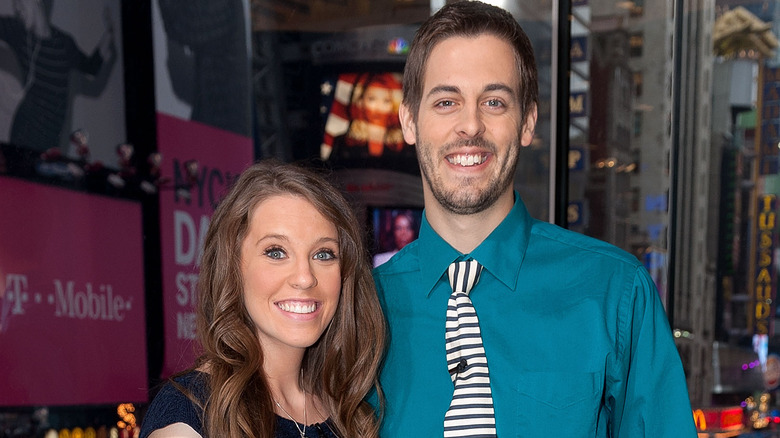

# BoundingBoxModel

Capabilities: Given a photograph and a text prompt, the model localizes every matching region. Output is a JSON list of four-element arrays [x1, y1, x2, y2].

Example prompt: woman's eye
[[313, 249, 337, 261], [264, 247, 286, 260]]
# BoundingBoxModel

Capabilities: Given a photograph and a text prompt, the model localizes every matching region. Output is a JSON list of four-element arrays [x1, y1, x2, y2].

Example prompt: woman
[[328, 73, 417, 173], [140, 160, 385, 438], [373, 209, 418, 267], [1, 0, 115, 152], [342, 73, 404, 158]]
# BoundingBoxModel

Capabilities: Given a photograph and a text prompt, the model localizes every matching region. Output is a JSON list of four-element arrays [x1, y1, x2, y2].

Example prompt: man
[[373, 1, 697, 436]]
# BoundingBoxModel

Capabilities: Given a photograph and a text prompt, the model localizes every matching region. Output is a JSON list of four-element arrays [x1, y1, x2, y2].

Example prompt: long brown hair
[[401, 0, 539, 124], [195, 159, 385, 437]]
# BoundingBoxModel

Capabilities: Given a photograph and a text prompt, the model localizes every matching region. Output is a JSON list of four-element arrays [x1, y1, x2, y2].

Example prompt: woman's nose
[[289, 258, 317, 290]]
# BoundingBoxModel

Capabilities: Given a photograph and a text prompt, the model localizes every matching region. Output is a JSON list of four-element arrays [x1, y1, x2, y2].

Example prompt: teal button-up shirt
[[373, 193, 697, 437]]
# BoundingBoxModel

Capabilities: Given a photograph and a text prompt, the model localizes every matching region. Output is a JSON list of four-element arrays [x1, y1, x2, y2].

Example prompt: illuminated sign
[[693, 407, 744, 432], [765, 354, 780, 390], [570, 91, 587, 118], [693, 409, 707, 430], [759, 66, 780, 175], [0, 177, 147, 405], [645, 194, 667, 212], [387, 38, 409, 55], [569, 147, 585, 171], [571, 36, 588, 63], [568, 201, 584, 226], [754, 194, 777, 335]]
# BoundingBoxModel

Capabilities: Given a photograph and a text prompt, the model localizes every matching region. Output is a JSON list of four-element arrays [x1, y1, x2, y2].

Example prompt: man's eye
[[314, 250, 337, 261], [264, 248, 286, 259], [436, 100, 455, 107], [485, 99, 504, 107]]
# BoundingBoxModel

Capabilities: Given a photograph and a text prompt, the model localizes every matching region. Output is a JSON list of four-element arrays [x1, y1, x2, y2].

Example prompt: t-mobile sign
[[0, 176, 147, 406]]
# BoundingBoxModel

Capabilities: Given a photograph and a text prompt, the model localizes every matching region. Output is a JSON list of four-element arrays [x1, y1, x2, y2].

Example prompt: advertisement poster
[[321, 72, 417, 174], [0, 177, 147, 406], [152, 0, 253, 378], [156, 115, 252, 377], [152, 0, 252, 139], [320, 71, 424, 208], [153, 0, 254, 377], [0, 0, 126, 167]]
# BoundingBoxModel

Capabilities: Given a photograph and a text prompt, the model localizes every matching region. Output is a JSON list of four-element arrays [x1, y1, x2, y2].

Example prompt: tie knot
[[447, 259, 483, 294]]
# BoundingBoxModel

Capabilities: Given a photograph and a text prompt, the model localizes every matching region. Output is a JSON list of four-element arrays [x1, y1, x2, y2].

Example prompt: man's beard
[[416, 135, 519, 215]]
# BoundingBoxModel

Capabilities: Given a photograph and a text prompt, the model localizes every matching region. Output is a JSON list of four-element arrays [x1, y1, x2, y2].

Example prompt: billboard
[[0, 176, 147, 406], [156, 114, 252, 377], [0, 0, 126, 167], [152, 0, 254, 377], [758, 66, 780, 175]]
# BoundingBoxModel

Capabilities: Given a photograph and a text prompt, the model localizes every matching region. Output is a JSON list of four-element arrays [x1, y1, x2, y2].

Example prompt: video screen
[[370, 206, 423, 267], [321, 72, 418, 174]]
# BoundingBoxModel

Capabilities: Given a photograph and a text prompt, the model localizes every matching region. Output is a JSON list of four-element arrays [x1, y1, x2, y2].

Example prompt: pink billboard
[[0, 177, 147, 406], [157, 113, 253, 377], [152, 0, 254, 378]]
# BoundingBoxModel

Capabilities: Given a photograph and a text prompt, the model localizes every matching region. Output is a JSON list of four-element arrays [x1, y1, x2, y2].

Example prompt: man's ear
[[520, 104, 538, 147], [399, 103, 417, 145]]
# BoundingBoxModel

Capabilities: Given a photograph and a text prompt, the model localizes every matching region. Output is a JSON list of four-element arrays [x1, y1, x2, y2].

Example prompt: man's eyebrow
[[426, 85, 460, 98], [484, 83, 515, 94], [426, 83, 515, 99]]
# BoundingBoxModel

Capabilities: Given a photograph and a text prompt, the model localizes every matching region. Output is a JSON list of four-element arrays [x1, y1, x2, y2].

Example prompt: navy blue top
[[140, 371, 339, 438], [0, 16, 105, 152]]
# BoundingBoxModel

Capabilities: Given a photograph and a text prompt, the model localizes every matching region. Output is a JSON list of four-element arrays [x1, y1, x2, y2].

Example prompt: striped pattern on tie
[[444, 260, 497, 437]]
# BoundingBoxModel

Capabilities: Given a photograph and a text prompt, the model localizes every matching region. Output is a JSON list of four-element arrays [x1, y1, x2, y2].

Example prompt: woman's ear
[[399, 103, 417, 145]]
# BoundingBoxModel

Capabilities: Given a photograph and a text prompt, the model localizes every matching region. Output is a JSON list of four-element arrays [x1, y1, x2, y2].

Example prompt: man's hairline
[[405, 31, 528, 123]]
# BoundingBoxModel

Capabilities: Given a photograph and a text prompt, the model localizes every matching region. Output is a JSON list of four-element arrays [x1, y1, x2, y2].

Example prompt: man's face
[[400, 34, 536, 215]]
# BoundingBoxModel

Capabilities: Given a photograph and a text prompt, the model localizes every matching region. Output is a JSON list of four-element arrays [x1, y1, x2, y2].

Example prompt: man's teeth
[[447, 154, 486, 166], [277, 302, 317, 314]]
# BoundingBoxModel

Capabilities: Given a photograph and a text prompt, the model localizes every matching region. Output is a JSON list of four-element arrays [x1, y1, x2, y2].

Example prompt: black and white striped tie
[[444, 259, 497, 437]]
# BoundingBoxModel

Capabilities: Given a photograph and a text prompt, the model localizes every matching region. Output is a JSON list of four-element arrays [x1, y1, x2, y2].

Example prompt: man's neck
[[425, 190, 514, 254]]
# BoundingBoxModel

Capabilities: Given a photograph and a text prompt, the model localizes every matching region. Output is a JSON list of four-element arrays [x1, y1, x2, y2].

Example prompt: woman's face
[[240, 194, 342, 356], [393, 214, 415, 249], [13, 0, 45, 31], [362, 85, 394, 125]]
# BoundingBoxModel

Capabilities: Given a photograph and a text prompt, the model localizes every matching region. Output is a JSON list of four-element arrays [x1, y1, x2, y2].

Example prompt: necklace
[[24, 31, 41, 94], [274, 392, 307, 438]]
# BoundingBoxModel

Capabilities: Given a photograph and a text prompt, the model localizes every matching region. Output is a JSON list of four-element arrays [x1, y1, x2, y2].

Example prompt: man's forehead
[[421, 35, 519, 96]]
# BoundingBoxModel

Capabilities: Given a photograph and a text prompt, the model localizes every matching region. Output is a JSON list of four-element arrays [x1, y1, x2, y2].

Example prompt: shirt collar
[[417, 192, 533, 296]]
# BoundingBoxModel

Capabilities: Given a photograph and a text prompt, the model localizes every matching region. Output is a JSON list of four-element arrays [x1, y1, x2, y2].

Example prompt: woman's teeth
[[277, 302, 317, 314]]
